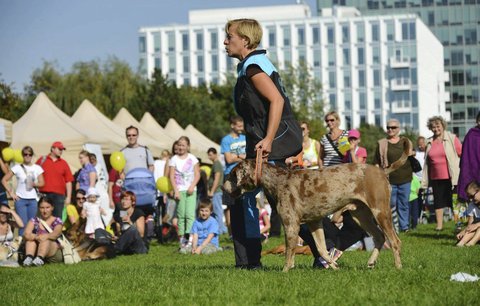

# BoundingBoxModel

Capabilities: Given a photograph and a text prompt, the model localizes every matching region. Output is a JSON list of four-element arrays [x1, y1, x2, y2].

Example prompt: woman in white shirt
[[1, 146, 44, 235]]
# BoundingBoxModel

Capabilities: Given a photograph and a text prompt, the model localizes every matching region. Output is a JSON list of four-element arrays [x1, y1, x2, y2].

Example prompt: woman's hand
[[0, 205, 12, 214], [187, 186, 195, 196], [256, 137, 273, 159], [36, 234, 49, 242], [456, 229, 466, 240], [174, 190, 180, 200]]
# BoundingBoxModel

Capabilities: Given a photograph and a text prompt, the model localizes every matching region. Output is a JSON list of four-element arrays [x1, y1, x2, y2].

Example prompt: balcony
[[390, 81, 411, 91], [389, 57, 411, 68]]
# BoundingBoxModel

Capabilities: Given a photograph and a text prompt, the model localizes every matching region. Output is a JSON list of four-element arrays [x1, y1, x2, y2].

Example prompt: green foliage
[[1, 222, 478, 305], [358, 124, 387, 164], [279, 60, 326, 139], [0, 77, 27, 121]]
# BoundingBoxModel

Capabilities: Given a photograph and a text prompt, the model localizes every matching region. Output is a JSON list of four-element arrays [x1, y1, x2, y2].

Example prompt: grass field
[[1, 222, 479, 305]]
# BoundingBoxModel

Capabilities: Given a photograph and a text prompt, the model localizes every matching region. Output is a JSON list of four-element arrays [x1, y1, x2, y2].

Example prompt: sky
[[0, 0, 317, 92]]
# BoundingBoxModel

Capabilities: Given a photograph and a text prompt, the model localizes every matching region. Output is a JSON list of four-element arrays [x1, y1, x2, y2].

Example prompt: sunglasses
[[126, 134, 138, 137], [325, 119, 335, 123], [301, 127, 306, 131], [22, 153, 32, 157], [76, 197, 86, 202], [386, 126, 399, 130], [470, 190, 479, 201]]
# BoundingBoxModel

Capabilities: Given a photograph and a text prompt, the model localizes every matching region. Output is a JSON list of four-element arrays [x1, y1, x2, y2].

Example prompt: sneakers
[[329, 248, 343, 262], [32, 257, 45, 266], [23, 256, 33, 267], [312, 257, 329, 269]]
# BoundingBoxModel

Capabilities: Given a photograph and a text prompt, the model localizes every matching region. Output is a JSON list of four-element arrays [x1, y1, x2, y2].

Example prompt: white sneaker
[[32, 257, 45, 266], [23, 256, 33, 266]]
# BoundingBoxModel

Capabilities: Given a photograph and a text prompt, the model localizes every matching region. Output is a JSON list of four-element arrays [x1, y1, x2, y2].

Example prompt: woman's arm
[[108, 181, 115, 209], [169, 165, 179, 200], [209, 171, 222, 197], [23, 220, 36, 241], [89, 171, 97, 188], [1, 170, 18, 201], [250, 72, 284, 157], [0, 205, 24, 228], [188, 163, 201, 195], [35, 173, 45, 188], [135, 216, 145, 238]]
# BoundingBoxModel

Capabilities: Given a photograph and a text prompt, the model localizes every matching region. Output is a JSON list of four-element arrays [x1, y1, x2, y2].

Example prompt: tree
[[279, 61, 326, 139], [0, 77, 26, 121]]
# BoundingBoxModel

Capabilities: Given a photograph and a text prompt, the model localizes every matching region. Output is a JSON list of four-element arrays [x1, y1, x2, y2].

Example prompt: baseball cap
[[348, 129, 361, 139], [51, 141, 66, 150]]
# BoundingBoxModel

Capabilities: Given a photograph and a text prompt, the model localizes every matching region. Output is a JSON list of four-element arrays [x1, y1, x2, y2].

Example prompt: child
[[456, 181, 480, 247], [343, 129, 367, 164], [180, 201, 221, 255], [169, 136, 200, 247], [409, 175, 421, 230], [82, 187, 106, 238], [256, 192, 270, 244]]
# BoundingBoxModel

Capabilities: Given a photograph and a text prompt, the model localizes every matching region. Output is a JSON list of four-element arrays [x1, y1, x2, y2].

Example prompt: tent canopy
[[139, 112, 176, 151], [164, 118, 211, 163], [184, 124, 220, 152], [12, 92, 89, 169], [71, 100, 126, 154], [113, 108, 165, 156]]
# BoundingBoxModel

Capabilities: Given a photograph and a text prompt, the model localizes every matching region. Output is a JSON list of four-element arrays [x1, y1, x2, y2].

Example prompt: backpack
[[123, 168, 156, 206]]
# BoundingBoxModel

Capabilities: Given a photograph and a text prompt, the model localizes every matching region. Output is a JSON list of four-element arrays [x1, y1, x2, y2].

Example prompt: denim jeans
[[15, 198, 38, 236], [212, 191, 227, 235], [390, 182, 411, 231]]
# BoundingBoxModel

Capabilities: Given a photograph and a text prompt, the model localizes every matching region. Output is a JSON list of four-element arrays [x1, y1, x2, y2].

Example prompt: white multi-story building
[[138, 4, 449, 136]]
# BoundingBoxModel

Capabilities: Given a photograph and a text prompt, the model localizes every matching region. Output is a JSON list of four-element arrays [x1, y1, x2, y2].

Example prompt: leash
[[254, 148, 265, 186]]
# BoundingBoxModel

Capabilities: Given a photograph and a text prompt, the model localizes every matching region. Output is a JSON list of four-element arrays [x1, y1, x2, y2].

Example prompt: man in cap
[[36, 141, 74, 218]]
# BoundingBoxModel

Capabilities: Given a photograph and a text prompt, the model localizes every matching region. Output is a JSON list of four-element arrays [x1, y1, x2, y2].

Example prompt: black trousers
[[114, 227, 148, 255]]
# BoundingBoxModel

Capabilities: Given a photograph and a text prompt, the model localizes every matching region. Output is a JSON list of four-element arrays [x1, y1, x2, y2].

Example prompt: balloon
[[110, 151, 126, 171], [156, 176, 172, 193], [13, 149, 24, 164], [338, 136, 350, 155], [1, 147, 14, 162], [200, 165, 211, 179]]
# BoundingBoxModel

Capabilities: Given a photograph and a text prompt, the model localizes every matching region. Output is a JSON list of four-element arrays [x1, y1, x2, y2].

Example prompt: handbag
[[39, 219, 81, 264], [408, 156, 422, 172], [94, 228, 113, 245]]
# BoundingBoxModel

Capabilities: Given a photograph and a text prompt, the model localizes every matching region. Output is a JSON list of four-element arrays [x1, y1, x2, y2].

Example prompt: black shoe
[[246, 263, 263, 271], [312, 257, 329, 269]]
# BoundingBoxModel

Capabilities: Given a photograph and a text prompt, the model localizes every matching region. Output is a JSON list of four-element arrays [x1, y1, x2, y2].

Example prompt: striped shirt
[[320, 130, 348, 167]]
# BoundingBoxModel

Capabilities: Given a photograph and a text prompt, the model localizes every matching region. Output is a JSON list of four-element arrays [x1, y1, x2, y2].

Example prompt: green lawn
[[1, 222, 479, 305]]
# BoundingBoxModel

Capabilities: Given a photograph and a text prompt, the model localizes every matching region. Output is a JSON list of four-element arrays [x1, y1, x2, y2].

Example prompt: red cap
[[348, 129, 361, 139], [51, 141, 66, 150]]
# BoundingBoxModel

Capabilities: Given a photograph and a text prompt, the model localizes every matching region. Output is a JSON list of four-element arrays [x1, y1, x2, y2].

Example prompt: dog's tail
[[384, 138, 412, 175]]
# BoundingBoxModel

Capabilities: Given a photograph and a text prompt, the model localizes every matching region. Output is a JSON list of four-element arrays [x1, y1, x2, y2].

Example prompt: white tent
[[164, 118, 211, 162], [71, 100, 126, 154], [112, 108, 165, 156], [164, 118, 185, 141], [0, 117, 13, 144], [139, 112, 176, 151], [185, 124, 220, 152], [12, 92, 89, 169]]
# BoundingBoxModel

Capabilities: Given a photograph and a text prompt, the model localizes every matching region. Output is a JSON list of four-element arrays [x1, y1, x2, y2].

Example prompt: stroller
[[153, 196, 178, 244]]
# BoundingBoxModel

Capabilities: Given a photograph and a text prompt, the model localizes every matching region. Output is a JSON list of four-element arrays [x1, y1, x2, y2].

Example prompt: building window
[[402, 22, 416, 40], [374, 91, 381, 108], [327, 26, 335, 44], [282, 26, 291, 46], [356, 23, 365, 42], [465, 29, 477, 45], [312, 26, 320, 44], [412, 90, 418, 107], [183, 78, 190, 86], [359, 92, 366, 109], [372, 46, 380, 64], [345, 91, 352, 109], [139, 36, 146, 53], [374, 69, 381, 86], [211, 54, 218, 72], [358, 48, 365, 65], [328, 48, 336, 66], [284, 50, 292, 65], [298, 50, 306, 63], [313, 50, 321, 67], [451, 51, 464, 65], [182, 33, 189, 51], [344, 69, 351, 88], [268, 28, 276, 47], [329, 93, 337, 110], [375, 114, 381, 126], [386, 22, 394, 41], [297, 27, 305, 45], [139, 58, 147, 75], [329, 71, 336, 88], [343, 48, 350, 65], [183, 56, 189, 73], [358, 70, 366, 87], [210, 31, 218, 50], [197, 55, 204, 72], [411, 68, 417, 85], [427, 11, 435, 26], [342, 25, 350, 43], [196, 32, 203, 50], [154, 57, 161, 69], [394, 68, 410, 85], [153, 33, 160, 52], [168, 32, 175, 51], [371, 24, 379, 42], [168, 55, 175, 73]]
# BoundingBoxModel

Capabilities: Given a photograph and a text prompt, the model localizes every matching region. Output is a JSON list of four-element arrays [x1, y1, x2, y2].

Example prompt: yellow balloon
[[2, 147, 14, 162], [338, 136, 351, 155], [156, 176, 172, 193], [13, 149, 24, 164], [110, 151, 126, 172], [200, 165, 211, 179]]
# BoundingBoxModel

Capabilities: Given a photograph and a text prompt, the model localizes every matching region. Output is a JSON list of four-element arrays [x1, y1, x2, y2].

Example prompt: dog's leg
[[374, 211, 402, 269], [283, 223, 300, 272], [307, 221, 338, 270], [349, 205, 386, 268]]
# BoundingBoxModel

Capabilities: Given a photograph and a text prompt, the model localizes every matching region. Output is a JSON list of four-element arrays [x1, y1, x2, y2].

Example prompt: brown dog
[[65, 219, 111, 260], [262, 244, 312, 256], [223, 143, 410, 272]]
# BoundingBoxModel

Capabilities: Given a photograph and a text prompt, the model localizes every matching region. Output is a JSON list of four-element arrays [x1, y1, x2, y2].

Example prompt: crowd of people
[[1, 17, 479, 269]]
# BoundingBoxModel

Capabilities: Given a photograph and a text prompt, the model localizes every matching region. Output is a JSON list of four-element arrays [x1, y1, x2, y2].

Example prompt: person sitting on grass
[[63, 189, 86, 231], [22, 197, 63, 266], [180, 200, 221, 255], [256, 193, 270, 244], [456, 181, 480, 247], [112, 191, 147, 255]]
